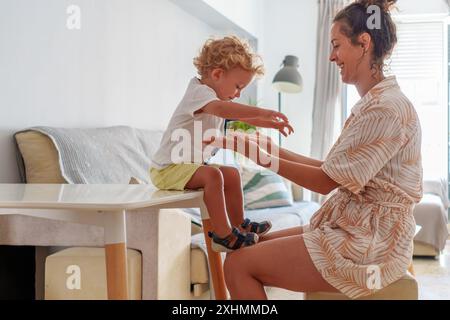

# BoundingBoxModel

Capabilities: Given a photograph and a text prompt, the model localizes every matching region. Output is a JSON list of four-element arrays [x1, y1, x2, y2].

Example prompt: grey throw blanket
[[19, 126, 163, 184]]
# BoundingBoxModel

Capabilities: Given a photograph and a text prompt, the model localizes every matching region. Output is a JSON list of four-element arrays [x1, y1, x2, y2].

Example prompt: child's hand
[[267, 110, 290, 124], [273, 120, 294, 137], [249, 112, 294, 137], [267, 110, 294, 136]]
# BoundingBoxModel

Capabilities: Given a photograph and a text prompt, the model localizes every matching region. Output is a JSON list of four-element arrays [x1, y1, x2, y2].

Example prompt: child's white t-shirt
[[151, 78, 224, 169]]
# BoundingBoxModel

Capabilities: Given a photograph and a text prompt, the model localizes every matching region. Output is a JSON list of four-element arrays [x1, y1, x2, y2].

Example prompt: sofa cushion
[[241, 167, 294, 209], [15, 131, 66, 183], [413, 194, 449, 252], [245, 201, 320, 231]]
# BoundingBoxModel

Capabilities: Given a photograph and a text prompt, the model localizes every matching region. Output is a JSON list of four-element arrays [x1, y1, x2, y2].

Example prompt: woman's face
[[329, 22, 369, 84]]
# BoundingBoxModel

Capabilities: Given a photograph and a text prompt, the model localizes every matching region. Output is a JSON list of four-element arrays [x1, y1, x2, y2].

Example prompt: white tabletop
[[0, 184, 203, 210]]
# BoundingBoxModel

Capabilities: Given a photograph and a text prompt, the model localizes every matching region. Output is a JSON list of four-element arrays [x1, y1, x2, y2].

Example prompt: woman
[[209, 0, 423, 299]]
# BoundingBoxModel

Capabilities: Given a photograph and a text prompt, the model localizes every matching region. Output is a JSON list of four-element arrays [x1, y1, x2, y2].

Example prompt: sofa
[[411, 179, 449, 258], [10, 126, 320, 299]]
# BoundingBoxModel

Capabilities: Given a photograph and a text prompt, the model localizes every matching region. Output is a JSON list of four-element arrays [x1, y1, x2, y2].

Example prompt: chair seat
[[304, 273, 418, 300]]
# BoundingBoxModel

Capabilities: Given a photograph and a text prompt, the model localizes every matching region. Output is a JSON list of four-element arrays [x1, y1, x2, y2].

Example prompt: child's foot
[[208, 227, 258, 253], [240, 218, 272, 236]]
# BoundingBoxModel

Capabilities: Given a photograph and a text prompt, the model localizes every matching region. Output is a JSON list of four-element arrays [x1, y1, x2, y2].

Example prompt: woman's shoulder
[[380, 88, 419, 126], [361, 87, 418, 126]]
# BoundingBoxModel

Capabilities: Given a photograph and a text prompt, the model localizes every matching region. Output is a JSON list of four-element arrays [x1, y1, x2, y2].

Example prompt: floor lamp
[[272, 55, 303, 146]]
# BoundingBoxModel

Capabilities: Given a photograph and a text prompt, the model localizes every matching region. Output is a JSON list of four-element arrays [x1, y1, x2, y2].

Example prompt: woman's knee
[[224, 254, 239, 286], [224, 251, 249, 286]]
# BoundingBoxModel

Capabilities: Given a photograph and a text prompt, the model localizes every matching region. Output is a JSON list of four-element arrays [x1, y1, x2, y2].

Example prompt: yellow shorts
[[150, 163, 222, 191]]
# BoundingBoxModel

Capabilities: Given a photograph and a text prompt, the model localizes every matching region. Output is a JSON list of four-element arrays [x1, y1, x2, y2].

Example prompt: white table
[[0, 184, 227, 300]]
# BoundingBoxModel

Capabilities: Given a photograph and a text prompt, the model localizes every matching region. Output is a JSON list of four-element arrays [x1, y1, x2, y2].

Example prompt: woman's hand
[[204, 134, 277, 169], [229, 131, 278, 154], [203, 135, 260, 159]]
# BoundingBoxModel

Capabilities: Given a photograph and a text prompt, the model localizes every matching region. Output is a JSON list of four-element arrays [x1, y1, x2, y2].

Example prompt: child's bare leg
[[218, 166, 245, 227], [219, 166, 272, 237], [185, 166, 231, 237]]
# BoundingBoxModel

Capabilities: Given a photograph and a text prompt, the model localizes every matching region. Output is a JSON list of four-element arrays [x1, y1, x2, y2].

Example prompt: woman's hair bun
[[357, 0, 397, 13]]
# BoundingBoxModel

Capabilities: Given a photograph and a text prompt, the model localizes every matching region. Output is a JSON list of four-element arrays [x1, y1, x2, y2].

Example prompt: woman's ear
[[358, 32, 372, 54]]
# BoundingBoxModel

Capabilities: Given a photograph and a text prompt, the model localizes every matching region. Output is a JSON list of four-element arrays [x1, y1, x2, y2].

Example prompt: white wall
[[203, 0, 263, 38], [396, 0, 448, 15], [0, 0, 219, 182], [184, 0, 318, 157], [259, 0, 318, 156]]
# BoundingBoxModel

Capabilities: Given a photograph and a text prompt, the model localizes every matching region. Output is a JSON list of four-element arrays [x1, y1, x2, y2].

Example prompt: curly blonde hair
[[193, 36, 265, 78]]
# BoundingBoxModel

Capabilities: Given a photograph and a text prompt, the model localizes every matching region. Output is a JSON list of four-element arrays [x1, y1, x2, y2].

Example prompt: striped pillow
[[241, 167, 294, 210]]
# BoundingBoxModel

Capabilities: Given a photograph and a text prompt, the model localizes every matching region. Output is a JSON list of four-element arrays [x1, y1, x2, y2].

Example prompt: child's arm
[[200, 101, 293, 135], [239, 117, 294, 137], [200, 100, 282, 122]]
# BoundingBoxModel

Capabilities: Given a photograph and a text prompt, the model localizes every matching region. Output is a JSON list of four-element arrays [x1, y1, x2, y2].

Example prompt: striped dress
[[303, 76, 423, 299]]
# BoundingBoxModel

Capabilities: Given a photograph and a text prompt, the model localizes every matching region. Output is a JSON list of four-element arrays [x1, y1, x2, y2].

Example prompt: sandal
[[240, 218, 272, 236], [208, 227, 258, 253]]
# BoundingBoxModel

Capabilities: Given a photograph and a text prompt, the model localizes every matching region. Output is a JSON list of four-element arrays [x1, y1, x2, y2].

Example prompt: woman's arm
[[263, 156, 338, 195], [277, 148, 324, 167], [208, 135, 339, 195], [234, 131, 322, 167]]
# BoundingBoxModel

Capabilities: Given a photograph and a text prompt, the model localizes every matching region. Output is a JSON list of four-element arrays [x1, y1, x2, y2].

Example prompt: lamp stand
[[278, 92, 282, 146]]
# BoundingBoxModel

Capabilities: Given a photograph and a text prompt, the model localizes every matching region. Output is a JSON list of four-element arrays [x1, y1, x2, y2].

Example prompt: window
[[344, 17, 448, 182]]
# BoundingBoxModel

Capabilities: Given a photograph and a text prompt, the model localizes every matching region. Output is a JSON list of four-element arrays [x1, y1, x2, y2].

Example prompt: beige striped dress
[[303, 76, 423, 299]]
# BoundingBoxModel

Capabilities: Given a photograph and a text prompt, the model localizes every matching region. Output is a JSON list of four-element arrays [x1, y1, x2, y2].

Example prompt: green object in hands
[[226, 121, 257, 133], [226, 97, 259, 133]]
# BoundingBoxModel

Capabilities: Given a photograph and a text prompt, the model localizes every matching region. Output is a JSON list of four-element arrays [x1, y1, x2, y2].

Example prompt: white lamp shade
[[272, 80, 303, 94], [272, 55, 303, 94]]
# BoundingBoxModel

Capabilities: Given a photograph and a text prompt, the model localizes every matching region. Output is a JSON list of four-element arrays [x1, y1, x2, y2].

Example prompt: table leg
[[103, 210, 129, 300], [201, 218, 228, 300]]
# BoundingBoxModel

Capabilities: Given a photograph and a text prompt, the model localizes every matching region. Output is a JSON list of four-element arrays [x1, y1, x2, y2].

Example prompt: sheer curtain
[[310, 0, 348, 203]]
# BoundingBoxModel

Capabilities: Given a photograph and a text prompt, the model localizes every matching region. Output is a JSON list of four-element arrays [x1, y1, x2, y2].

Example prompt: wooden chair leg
[[202, 219, 228, 300]]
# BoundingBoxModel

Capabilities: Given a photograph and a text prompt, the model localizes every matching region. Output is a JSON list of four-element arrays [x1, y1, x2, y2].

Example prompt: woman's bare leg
[[219, 166, 245, 227], [259, 226, 304, 242], [224, 234, 338, 299], [185, 166, 231, 237]]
